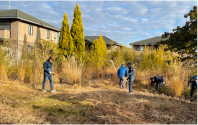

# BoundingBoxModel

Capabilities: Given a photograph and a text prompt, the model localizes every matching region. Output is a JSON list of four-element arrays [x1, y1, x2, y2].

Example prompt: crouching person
[[150, 75, 165, 90], [117, 64, 128, 89], [188, 75, 197, 100], [42, 56, 56, 93]]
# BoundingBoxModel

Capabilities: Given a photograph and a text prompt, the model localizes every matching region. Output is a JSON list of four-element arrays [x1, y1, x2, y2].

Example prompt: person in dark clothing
[[117, 64, 128, 89], [42, 56, 56, 93], [127, 62, 135, 94], [150, 75, 165, 90], [188, 75, 197, 100]]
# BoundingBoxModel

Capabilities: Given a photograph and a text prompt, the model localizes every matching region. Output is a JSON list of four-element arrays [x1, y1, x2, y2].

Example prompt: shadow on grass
[[31, 89, 197, 124], [47, 90, 145, 124]]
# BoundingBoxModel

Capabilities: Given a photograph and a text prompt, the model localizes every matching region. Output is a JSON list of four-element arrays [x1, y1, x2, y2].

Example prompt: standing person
[[42, 56, 56, 93], [188, 75, 197, 100], [150, 75, 165, 90], [127, 62, 135, 94], [117, 64, 128, 89]]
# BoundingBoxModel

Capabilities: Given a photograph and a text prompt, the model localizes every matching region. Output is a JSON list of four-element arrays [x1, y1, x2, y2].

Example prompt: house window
[[46, 30, 50, 39], [106, 45, 111, 50], [136, 46, 140, 51], [28, 25, 33, 35], [114, 46, 118, 51], [140, 46, 144, 51]]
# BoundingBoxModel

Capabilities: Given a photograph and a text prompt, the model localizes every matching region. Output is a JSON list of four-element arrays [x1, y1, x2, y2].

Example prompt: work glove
[[49, 71, 54, 75]]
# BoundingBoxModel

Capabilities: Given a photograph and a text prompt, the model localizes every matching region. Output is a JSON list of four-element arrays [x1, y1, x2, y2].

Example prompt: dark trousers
[[190, 82, 197, 98], [42, 73, 53, 91], [156, 82, 163, 90], [150, 81, 163, 90], [118, 77, 126, 88], [129, 76, 135, 92]]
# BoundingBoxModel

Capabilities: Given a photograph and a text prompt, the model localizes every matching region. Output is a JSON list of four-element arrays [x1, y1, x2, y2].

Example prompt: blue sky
[[0, 1, 196, 46]]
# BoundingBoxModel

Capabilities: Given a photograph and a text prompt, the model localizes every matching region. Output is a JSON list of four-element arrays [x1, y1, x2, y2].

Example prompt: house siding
[[111, 45, 118, 51], [17, 21, 58, 43], [0, 30, 4, 38], [9, 21, 58, 58], [11, 20, 18, 41], [0, 29, 10, 38], [5, 30, 10, 38]]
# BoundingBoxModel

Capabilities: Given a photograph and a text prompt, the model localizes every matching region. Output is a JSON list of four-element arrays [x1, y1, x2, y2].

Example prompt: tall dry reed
[[60, 58, 83, 85], [0, 64, 8, 82]]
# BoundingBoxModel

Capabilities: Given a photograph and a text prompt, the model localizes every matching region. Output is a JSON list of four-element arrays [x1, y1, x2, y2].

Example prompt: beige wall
[[111, 45, 118, 51], [5, 30, 10, 38], [18, 21, 58, 44], [107, 45, 121, 53], [0, 30, 4, 38], [10, 21, 58, 58], [0, 30, 10, 39], [11, 21, 18, 40]]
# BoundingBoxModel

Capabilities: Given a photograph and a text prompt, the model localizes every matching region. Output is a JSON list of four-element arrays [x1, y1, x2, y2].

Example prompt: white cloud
[[122, 28, 132, 31], [141, 18, 149, 23], [106, 7, 128, 14], [0, 1, 196, 46]]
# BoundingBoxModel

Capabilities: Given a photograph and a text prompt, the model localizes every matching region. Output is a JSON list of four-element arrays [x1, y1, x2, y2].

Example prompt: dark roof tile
[[84, 36, 122, 46], [130, 36, 168, 46], [0, 9, 60, 31]]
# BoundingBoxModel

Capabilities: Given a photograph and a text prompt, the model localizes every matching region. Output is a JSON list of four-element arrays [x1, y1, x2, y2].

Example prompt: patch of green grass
[[182, 87, 190, 97], [159, 86, 173, 96], [28, 95, 90, 118], [79, 99, 96, 106]]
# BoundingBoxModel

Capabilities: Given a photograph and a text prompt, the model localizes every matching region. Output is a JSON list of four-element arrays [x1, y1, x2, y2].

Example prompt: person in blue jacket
[[42, 56, 56, 93], [188, 75, 197, 100], [117, 64, 128, 89], [127, 62, 135, 94]]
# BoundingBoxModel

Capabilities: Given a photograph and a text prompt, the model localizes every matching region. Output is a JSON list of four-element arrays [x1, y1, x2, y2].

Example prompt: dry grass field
[[0, 80, 196, 124]]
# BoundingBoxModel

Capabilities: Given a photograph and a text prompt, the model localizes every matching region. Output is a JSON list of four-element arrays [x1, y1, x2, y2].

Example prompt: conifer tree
[[70, 3, 85, 58], [92, 39, 100, 54], [58, 12, 74, 56], [98, 34, 107, 57], [91, 34, 107, 67]]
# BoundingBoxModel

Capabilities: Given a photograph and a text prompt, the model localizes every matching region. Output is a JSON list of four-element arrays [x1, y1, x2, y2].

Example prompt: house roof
[[84, 36, 122, 46], [130, 36, 168, 46], [0, 9, 60, 32]]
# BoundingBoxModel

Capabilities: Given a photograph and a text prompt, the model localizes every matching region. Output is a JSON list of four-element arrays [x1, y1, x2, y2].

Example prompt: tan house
[[84, 36, 122, 52], [130, 36, 168, 52], [0, 9, 60, 58]]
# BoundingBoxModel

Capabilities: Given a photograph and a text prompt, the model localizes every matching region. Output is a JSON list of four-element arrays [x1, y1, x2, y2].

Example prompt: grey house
[[130, 36, 167, 51], [84, 36, 122, 51]]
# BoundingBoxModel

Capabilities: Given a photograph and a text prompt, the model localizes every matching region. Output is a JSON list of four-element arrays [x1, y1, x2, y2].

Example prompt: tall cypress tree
[[98, 34, 107, 57], [70, 3, 85, 58], [91, 34, 107, 67], [92, 39, 100, 55], [58, 12, 74, 56]]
